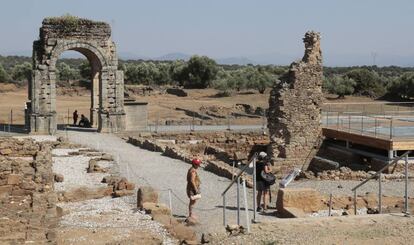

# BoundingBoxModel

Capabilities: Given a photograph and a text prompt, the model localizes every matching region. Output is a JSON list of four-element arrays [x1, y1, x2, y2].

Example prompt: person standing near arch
[[73, 110, 78, 126]]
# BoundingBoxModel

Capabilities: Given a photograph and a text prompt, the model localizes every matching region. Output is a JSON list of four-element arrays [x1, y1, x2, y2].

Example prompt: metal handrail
[[221, 152, 258, 232], [351, 151, 410, 192], [351, 150, 411, 215], [221, 152, 257, 196]]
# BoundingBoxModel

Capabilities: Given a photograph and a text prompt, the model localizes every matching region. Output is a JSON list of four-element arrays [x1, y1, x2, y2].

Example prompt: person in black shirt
[[256, 151, 271, 212], [78, 114, 91, 128]]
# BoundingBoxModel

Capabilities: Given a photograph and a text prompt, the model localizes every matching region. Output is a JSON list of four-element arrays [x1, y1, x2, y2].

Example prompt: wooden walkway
[[322, 127, 414, 151]]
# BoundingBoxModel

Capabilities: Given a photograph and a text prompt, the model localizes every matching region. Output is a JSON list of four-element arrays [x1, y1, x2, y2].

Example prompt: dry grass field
[[0, 83, 402, 126]]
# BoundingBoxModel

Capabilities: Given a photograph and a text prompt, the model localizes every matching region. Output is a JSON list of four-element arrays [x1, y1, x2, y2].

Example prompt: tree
[[79, 61, 91, 80], [346, 68, 385, 97], [57, 62, 80, 82], [181, 55, 218, 89], [11, 62, 32, 84], [170, 60, 187, 85], [245, 67, 276, 94], [125, 62, 159, 85], [324, 75, 356, 99], [0, 63, 10, 82], [387, 72, 414, 99]]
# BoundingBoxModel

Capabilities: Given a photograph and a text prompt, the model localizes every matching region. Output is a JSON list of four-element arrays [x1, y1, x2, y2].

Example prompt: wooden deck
[[322, 127, 414, 151]]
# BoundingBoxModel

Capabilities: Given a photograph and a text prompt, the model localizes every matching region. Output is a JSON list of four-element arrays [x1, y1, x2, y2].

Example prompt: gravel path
[[60, 131, 414, 235], [62, 131, 272, 234]]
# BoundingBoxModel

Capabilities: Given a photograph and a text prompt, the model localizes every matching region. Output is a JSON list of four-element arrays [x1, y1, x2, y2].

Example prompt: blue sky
[[1, 0, 413, 66]]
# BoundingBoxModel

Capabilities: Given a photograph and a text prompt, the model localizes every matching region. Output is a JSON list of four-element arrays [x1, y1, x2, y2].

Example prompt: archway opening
[[54, 49, 102, 131]]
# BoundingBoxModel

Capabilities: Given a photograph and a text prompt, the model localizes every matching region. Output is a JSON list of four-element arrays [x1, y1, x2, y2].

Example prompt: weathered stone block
[[276, 188, 323, 213], [142, 202, 171, 215], [137, 186, 158, 209]]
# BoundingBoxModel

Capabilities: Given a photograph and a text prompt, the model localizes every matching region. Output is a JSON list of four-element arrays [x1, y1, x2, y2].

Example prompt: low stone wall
[[0, 138, 58, 244]]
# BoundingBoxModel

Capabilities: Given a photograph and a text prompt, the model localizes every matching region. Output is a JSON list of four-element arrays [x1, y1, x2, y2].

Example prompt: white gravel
[[58, 196, 177, 245], [52, 148, 109, 192]]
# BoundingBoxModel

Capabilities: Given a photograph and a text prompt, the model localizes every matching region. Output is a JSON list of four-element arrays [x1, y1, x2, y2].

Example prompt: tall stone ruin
[[267, 31, 324, 175]]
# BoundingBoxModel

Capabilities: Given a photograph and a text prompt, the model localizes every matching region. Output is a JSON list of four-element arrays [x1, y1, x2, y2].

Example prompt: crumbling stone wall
[[0, 138, 57, 243], [267, 31, 324, 175], [29, 16, 125, 134]]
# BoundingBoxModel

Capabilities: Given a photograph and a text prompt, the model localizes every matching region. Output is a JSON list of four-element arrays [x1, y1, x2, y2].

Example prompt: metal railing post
[[242, 179, 250, 233], [227, 113, 231, 131], [223, 195, 226, 226], [10, 109, 13, 127], [405, 154, 409, 214], [237, 176, 240, 225], [328, 193, 332, 216], [348, 114, 351, 132], [326, 110, 329, 126], [168, 189, 173, 216], [374, 118, 378, 138], [354, 190, 357, 215], [253, 157, 257, 222], [378, 172, 382, 214], [337, 112, 339, 130], [390, 118, 393, 139], [361, 114, 364, 134]]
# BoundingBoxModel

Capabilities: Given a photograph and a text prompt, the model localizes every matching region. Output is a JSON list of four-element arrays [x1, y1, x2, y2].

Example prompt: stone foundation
[[0, 138, 58, 244]]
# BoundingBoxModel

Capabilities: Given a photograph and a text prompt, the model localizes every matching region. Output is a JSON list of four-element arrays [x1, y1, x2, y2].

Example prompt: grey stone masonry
[[267, 31, 324, 176], [28, 16, 125, 134]]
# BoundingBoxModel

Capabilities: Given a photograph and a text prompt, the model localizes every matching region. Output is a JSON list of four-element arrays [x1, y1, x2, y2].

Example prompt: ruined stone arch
[[28, 17, 125, 134]]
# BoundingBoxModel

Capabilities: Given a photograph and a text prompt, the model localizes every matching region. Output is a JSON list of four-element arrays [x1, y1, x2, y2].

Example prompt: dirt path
[[62, 131, 273, 235]]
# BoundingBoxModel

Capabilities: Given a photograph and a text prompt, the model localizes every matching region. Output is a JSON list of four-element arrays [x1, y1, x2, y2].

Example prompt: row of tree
[[1, 54, 414, 99]]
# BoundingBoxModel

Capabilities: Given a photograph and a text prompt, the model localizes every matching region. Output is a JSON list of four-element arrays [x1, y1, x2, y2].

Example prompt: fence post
[[10, 109, 13, 126], [242, 179, 250, 233], [405, 154, 409, 214], [378, 172, 382, 214], [390, 118, 393, 139], [361, 115, 364, 134], [328, 193, 332, 216], [336, 112, 339, 130], [168, 189, 173, 216], [237, 177, 240, 225], [252, 157, 257, 223], [223, 195, 226, 226], [374, 118, 378, 137], [227, 113, 231, 131], [348, 114, 351, 132], [326, 109, 329, 126], [354, 190, 357, 215]]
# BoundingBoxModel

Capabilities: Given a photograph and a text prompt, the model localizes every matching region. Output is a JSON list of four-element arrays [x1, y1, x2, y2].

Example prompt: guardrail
[[221, 152, 258, 232], [351, 151, 411, 215]]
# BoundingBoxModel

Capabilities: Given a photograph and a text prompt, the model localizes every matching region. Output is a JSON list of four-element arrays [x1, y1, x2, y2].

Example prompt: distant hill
[[2, 50, 414, 67], [156, 52, 191, 61]]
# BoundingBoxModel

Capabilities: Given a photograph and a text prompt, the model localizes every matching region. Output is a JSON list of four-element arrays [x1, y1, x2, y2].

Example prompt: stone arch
[[27, 17, 125, 134]]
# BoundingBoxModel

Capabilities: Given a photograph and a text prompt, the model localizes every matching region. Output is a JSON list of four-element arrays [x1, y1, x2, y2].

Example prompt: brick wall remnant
[[267, 31, 324, 175], [0, 138, 57, 244]]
